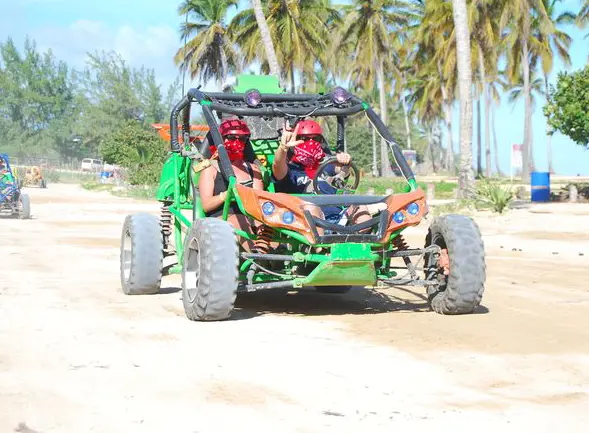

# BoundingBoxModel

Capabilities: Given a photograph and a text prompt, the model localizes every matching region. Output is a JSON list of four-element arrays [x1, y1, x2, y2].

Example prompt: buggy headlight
[[392, 211, 405, 224], [245, 89, 262, 107], [332, 87, 351, 104], [406, 202, 419, 215], [262, 201, 275, 215], [282, 211, 295, 224]]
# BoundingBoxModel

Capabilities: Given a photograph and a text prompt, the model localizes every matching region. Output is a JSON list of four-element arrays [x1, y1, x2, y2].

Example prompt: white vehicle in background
[[80, 158, 102, 172]]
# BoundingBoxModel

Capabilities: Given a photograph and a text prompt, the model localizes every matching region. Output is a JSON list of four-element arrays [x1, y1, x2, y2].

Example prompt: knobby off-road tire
[[120, 212, 163, 295], [182, 218, 239, 321], [425, 214, 486, 315], [18, 194, 31, 219], [315, 286, 352, 294]]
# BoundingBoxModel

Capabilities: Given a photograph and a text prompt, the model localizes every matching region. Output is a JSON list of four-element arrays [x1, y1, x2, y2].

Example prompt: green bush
[[100, 120, 167, 185], [473, 179, 515, 214]]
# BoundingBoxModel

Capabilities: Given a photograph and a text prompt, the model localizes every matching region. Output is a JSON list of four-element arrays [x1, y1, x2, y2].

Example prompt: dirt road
[[1, 184, 588, 433]]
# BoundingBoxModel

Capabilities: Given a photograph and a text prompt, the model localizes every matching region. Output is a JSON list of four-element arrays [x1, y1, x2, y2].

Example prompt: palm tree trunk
[[371, 122, 378, 177], [451, 0, 475, 196], [476, 91, 482, 176], [478, 50, 491, 178], [491, 102, 503, 176], [444, 104, 454, 174], [402, 96, 412, 149], [544, 74, 554, 174], [377, 59, 391, 177], [521, 20, 533, 181], [251, 0, 281, 83], [290, 64, 295, 93]]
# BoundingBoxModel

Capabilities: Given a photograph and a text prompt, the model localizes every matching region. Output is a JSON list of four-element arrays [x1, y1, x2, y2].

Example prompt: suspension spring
[[254, 225, 274, 254], [160, 203, 173, 248], [391, 235, 409, 251]]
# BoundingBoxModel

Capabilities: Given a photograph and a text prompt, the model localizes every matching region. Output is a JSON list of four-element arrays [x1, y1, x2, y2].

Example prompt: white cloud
[[12, 19, 187, 90]]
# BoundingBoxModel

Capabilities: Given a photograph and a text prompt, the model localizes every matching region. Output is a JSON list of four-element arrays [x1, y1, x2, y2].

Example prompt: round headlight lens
[[262, 201, 275, 216], [392, 211, 405, 224], [406, 202, 419, 215], [282, 211, 295, 224]]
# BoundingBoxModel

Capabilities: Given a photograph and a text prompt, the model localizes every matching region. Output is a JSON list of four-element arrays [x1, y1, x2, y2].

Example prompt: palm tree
[[229, 0, 340, 92], [500, 0, 552, 181], [173, 0, 241, 87], [251, 0, 281, 83], [451, 0, 475, 196], [534, 0, 575, 173], [339, 0, 417, 177], [577, 0, 589, 38]]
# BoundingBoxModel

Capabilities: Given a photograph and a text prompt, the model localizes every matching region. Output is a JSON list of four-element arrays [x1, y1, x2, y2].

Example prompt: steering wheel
[[312, 156, 360, 195]]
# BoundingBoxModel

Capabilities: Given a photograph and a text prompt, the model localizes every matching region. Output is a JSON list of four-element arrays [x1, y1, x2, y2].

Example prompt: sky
[[1, 0, 587, 176]]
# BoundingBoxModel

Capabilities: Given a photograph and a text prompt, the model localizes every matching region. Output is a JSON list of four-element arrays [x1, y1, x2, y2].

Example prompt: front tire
[[18, 194, 31, 219], [120, 213, 164, 295], [424, 214, 486, 315], [182, 218, 239, 321]]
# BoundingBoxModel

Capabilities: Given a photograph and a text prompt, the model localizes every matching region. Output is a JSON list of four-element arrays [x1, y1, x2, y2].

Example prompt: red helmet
[[296, 119, 323, 137], [219, 119, 250, 137]]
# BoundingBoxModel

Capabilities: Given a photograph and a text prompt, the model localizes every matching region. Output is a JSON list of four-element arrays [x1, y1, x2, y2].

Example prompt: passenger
[[272, 119, 371, 230], [198, 118, 264, 251], [0, 157, 15, 199]]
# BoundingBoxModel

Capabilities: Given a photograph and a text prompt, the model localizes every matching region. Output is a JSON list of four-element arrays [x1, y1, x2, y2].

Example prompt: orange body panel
[[151, 124, 209, 143]]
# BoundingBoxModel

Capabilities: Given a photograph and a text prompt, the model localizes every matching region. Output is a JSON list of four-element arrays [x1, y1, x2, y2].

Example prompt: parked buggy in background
[[19, 165, 47, 188], [0, 153, 31, 219], [118, 74, 487, 322]]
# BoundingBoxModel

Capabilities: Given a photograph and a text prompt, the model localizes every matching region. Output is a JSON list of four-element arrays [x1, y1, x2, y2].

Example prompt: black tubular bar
[[203, 92, 331, 103], [241, 253, 294, 262], [201, 104, 235, 181], [207, 102, 365, 118], [169, 95, 190, 152], [241, 280, 296, 292], [387, 249, 427, 258], [380, 279, 439, 287], [336, 116, 345, 152], [363, 105, 415, 182], [304, 209, 390, 244]]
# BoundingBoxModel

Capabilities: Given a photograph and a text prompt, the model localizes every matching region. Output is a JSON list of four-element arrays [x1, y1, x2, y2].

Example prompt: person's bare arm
[[199, 165, 227, 213], [272, 122, 303, 181], [251, 164, 264, 190]]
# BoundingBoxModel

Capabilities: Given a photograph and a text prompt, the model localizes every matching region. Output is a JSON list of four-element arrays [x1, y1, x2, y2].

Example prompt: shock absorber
[[160, 202, 172, 250], [254, 225, 274, 254], [392, 235, 417, 279], [391, 235, 409, 251]]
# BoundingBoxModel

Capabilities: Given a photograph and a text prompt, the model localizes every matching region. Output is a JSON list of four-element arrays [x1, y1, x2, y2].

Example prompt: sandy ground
[[1, 183, 588, 433]]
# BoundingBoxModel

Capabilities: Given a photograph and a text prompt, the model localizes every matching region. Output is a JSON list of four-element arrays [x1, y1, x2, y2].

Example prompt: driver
[[272, 119, 370, 227], [0, 156, 15, 198]]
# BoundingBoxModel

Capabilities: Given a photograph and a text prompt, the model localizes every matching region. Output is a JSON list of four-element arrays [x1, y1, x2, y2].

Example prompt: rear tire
[[182, 218, 239, 321], [120, 213, 163, 295], [315, 286, 352, 294], [424, 214, 486, 315], [18, 194, 30, 219]]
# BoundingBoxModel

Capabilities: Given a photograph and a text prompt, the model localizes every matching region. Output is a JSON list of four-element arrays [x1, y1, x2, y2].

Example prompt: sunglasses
[[297, 135, 323, 141], [224, 134, 249, 141]]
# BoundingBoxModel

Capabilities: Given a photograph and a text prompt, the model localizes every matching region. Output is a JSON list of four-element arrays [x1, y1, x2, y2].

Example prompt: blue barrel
[[531, 172, 550, 202]]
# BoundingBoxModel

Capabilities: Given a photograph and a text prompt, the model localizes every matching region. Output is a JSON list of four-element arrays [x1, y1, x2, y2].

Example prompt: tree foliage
[[0, 37, 179, 164], [100, 121, 168, 185], [544, 65, 589, 148]]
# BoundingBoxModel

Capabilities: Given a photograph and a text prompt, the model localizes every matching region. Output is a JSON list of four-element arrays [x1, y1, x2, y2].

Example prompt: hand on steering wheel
[[312, 155, 360, 195]]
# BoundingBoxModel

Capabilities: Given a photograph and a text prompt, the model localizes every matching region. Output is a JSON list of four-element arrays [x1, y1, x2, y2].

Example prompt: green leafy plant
[[473, 179, 515, 214], [544, 65, 589, 148]]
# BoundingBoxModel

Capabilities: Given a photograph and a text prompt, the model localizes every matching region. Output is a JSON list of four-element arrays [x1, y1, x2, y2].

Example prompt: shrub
[[473, 179, 515, 214]]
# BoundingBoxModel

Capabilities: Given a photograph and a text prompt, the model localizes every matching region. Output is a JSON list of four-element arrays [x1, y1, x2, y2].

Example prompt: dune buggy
[[19, 165, 47, 188], [119, 75, 486, 321], [0, 153, 31, 219]]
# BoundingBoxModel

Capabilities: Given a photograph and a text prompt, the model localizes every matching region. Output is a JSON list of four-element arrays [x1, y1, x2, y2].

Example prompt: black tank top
[[212, 161, 254, 195]]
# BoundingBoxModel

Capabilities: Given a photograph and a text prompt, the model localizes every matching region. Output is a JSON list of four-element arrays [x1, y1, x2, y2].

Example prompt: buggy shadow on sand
[[0, 153, 31, 219], [118, 75, 486, 321]]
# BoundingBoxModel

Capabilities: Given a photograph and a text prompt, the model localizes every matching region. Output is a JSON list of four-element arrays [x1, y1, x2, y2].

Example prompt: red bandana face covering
[[291, 139, 325, 178], [223, 138, 246, 161]]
